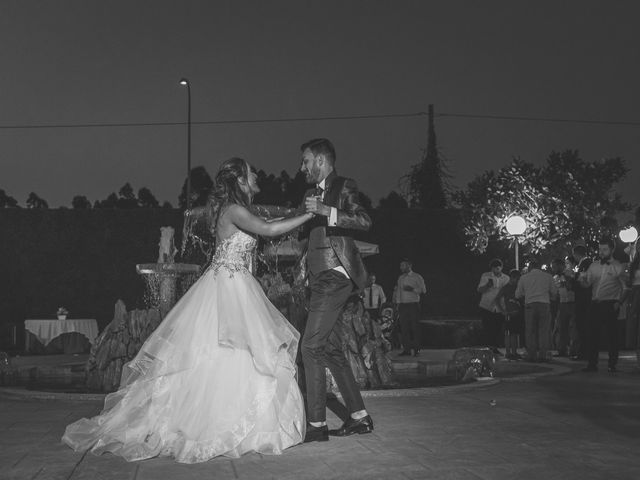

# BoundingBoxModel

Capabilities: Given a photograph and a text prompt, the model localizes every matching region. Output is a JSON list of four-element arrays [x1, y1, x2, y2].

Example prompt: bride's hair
[[207, 157, 252, 226]]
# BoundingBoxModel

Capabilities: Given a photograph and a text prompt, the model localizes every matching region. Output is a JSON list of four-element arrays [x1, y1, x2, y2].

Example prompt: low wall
[[419, 317, 483, 348]]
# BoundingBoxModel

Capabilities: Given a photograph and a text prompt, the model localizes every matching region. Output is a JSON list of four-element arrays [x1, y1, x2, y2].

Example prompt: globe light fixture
[[506, 215, 527, 236], [619, 226, 639, 244], [505, 215, 527, 270]]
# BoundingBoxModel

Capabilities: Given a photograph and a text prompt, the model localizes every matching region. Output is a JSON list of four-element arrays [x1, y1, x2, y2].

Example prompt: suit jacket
[[299, 171, 372, 291]]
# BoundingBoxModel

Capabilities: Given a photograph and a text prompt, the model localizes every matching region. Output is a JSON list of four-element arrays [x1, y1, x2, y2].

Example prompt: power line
[[0, 112, 427, 130], [0, 110, 639, 130], [436, 112, 640, 127]]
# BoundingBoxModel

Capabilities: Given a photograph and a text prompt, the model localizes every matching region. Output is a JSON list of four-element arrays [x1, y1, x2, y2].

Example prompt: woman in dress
[[63, 158, 313, 463]]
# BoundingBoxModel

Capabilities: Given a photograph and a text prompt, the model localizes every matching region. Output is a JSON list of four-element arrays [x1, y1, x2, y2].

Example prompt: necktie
[[316, 185, 324, 199]]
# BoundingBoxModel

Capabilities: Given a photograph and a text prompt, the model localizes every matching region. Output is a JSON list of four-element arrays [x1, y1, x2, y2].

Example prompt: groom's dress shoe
[[329, 415, 374, 437], [304, 424, 329, 443]]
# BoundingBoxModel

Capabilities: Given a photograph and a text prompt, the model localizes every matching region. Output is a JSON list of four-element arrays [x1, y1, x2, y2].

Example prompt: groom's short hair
[[301, 138, 336, 165]]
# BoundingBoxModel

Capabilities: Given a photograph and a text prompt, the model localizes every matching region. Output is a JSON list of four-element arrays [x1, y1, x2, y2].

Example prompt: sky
[[1, 0, 639, 217]]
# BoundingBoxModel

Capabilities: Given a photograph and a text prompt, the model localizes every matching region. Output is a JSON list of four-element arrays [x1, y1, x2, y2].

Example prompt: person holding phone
[[477, 259, 510, 355]]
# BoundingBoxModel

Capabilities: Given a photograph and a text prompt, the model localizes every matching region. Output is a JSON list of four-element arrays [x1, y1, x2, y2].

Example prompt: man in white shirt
[[393, 258, 426, 357], [363, 274, 386, 321], [579, 237, 627, 372], [477, 259, 510, 355], [516, 257, 558, 362]]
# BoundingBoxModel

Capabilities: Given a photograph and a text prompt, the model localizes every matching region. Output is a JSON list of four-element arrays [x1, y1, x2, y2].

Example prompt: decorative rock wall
[[85, 300, 161, 392]]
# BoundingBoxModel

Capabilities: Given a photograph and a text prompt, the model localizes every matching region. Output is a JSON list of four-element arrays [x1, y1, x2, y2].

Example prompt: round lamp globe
[[506, 215, 527, 236], [619, 226, 639, 244]]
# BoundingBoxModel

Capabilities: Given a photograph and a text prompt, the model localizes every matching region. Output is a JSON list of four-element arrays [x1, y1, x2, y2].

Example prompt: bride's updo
[[209, 157, 252, 209]]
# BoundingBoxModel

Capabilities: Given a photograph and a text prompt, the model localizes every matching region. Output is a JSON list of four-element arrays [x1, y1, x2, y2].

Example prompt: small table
[[24, 319, 99, 354]]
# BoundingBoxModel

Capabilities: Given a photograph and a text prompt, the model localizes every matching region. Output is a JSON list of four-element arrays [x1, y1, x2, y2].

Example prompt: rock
[[83, 300, 168, 393]]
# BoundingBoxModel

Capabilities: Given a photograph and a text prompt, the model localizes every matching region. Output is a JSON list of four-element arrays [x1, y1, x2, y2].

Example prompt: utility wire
[[0, 111, 639, 129], [0, 112, 427, 130], [436, 112, 640, 127]]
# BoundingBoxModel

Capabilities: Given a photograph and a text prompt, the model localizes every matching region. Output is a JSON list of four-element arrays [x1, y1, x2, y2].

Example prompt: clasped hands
[[305, 195, 331, 217]]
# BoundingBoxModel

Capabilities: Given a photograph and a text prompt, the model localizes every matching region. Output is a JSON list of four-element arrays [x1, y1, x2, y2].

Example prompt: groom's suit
[[299, 170, 372, 422]]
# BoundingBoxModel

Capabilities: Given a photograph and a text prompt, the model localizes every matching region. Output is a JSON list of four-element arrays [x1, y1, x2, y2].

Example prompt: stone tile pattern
[[1, 359, 640, 480]]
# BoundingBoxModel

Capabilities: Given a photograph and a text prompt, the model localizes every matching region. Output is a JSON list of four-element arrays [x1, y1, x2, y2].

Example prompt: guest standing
[[572, 245, 592, 360], [363, 274, 386, 321], [551, 257, 576, 357], [477, 259, 510, 355], [494, 269, 524, 360], [580, 238, 627, 373], [393, 259, 426, 357], [516, 257, 558, 362]]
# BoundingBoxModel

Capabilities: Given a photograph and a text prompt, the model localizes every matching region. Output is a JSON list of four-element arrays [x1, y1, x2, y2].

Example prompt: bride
[[62, 157, 313, 463]]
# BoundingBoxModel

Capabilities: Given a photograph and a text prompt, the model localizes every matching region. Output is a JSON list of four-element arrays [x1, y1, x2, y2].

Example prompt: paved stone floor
[[1, 354, 639, 480]]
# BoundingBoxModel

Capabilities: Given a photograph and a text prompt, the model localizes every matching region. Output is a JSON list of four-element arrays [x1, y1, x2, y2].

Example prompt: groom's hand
[[305, 196, 330, 217]]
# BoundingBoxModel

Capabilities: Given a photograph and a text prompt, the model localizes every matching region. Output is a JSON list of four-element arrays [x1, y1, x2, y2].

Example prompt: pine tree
[[405, 104, 449, 209]]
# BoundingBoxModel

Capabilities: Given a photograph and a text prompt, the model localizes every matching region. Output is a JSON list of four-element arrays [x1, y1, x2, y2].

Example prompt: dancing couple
[[62, 138, 374, 463]]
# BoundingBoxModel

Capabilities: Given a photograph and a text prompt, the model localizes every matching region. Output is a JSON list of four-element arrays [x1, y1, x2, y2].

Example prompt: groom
[[298, 138, 374, 443]]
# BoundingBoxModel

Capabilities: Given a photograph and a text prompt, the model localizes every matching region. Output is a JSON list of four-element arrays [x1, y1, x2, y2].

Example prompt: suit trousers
[[524, 302, 551, 361], [554, 302, 574, 355], [479, 308, 504, 349], [398, 303, 421, 352], [586, 300, 619, 368], [301, 269, 365, 422], [574, 296, 591, 359]]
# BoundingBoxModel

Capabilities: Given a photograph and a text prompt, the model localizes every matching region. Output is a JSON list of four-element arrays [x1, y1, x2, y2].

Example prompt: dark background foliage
[[0, 207, 490, 339]]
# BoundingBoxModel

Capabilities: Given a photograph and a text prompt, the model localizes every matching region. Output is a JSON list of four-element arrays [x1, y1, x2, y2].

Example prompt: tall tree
[[284, 171, 309, 207], [71, 195, 91, 209], [404, 104, 449, 209], [254, 170, 283, 205], [178, 166, 213, 209], [26, 192, 48, 209], [94, 192, 118, 208], [540, 150, 629, 247], [378, 191, 408, 209], [116, 183, 138, 209], [138, 187, 160, 208], [0, 189, 19, 208], [454, 153, 630, 255], [454, 160, 571, 254]]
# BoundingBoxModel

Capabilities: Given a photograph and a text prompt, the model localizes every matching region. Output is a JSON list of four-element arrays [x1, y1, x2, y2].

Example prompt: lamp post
[[619, 226, 639, 261], [178, 78, 191, 210], [506, 215, 527, 270]]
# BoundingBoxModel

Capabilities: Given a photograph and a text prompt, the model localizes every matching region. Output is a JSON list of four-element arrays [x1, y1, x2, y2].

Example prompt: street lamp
[[619, 226, 639, 261], [506, 215, 527, 270], [178, 78, 191, 210]]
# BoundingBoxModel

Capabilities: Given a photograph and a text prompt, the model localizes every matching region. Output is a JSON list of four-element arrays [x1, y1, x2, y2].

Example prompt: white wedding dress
[[62, 230, 305, 463]]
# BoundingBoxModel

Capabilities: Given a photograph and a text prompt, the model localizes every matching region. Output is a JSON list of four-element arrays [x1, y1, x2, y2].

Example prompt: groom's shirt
[[317, 178, 338, 227], [316, 177, 348, 279]]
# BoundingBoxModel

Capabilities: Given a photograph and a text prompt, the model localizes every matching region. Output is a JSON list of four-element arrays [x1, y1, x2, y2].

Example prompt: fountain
[[136, 226, 200, 317], [84, 227, 201, 392]]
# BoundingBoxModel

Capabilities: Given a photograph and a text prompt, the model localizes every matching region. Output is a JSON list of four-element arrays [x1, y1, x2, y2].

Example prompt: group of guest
[[362, 258, 426, 357], [477, 236, 640, 371]]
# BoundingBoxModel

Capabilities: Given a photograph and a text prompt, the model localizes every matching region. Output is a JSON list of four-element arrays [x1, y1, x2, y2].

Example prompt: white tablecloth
[[24, 319, 99, 346]]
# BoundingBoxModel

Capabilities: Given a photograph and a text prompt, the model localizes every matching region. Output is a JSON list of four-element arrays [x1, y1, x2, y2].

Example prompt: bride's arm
[[228, 204, 313, 238], [249, 204, 302, 220]]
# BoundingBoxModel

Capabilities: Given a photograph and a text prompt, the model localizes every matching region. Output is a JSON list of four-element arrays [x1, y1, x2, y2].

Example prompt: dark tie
[[315, 185, 324, 198]]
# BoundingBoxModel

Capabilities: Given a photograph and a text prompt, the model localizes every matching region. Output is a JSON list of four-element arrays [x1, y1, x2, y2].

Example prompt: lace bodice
[[207, 230, 257, 276]]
